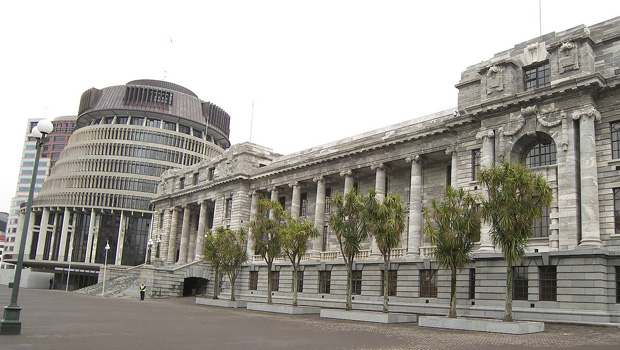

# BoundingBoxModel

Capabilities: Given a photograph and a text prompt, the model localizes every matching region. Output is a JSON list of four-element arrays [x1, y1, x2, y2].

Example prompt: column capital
[[267, 186, 278, 192], [475, 129, 495, 140], [289, 181, 300, 188], [571, 107, 601, 122], [370, 163, 385, 171], [405, 154, 424, 164], [248, 190, 258, 197], [313, 175, 325, 183], [339, 170, 353, 178], [445, 147, 457, 156]]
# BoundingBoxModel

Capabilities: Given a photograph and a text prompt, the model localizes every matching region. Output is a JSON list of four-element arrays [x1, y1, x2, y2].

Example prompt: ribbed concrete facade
[[149, 18, 620, 324]]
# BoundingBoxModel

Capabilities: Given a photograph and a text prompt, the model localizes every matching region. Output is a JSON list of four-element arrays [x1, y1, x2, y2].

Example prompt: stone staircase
[[75, 272, 142, 299]]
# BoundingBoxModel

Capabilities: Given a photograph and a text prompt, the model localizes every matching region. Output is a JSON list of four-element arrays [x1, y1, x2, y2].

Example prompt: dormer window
[[524, 62, 550, 90], [179, 177, 185, 190]]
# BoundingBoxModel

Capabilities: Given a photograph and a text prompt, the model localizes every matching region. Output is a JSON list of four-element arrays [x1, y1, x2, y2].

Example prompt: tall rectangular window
[[616, 267, 620, 304], [300, 193, 308, 217], [472, 149, 481, 181], [225, 198, 232, 219], [270, 271, 279, 292], [178, 178, 185, 190], [322, 224, 328, 252], [469, 269, 476, 299], [614, 188, 620, 236], [381, 270, 397, 296], [524, 62, 550, 90], [420, 270, 437, 298], [193, 173, 199, 185], [249, 271, 258, 290], [532, 206, 550, 238], [513, 266, 528, 301], [539, 266, 557, 301], [278, 196, 286, 209], [612, 122, 620, 159], [208, 168, 215, 180], [319, 271, 331, 294], [351, 270, 362, 295], [325, 187, 332, 213], [297, 271, 304, 293]]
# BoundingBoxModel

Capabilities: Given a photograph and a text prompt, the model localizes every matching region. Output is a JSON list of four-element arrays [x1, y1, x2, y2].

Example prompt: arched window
[[523, 138, 556, 167]]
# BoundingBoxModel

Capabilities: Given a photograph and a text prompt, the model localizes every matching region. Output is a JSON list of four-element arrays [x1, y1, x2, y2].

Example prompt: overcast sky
[[1, 0, 618, 213]]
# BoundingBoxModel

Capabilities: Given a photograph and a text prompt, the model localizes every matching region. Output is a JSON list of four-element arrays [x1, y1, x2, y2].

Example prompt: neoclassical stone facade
[[12, 80, 231, 289], [150, 18, 620, 323]]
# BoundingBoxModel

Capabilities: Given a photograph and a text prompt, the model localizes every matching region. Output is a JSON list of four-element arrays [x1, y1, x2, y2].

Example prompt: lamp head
[[37, 119, 54, 135], [148, 239, 153, 246], [31, 126, 42, 139]]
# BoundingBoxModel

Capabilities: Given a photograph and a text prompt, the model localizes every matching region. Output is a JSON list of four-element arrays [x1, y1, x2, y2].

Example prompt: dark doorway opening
[[183, 277, 208, 297]]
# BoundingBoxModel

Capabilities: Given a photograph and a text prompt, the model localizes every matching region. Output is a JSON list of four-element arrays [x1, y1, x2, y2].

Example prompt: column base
[[0, 305, 22, 335], [406, 252, 420, 259], [477, 244, 495, 252], [577, 239, 602, 248]]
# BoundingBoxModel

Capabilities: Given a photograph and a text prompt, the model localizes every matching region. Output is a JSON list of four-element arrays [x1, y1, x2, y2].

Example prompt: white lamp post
[[101, 241, 110, 297], [0, 119, 53, 335], [65, 245, 73, 292], [146, 239, 153, 264]]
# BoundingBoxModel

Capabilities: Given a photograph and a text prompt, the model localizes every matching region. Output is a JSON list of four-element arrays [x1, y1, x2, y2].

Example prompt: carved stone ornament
[[486, 65, 504, 94], [475, 129, 495, 140], [405, 154, 423, 163], [339, 170, 353, 177], [522, 42, 548, 66], [558, 41, 579, 74], [571, 107, 601, 122], [537, 112, 563, 128]]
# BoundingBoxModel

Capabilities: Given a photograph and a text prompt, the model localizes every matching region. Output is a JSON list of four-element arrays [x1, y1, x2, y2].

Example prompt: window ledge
[[606, 158, 620, 167]]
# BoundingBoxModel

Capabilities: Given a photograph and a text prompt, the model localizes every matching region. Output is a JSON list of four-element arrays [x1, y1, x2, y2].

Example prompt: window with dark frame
[[472, 149, 481, 181], [192, 173, 199, 185], [297, 271, 304, 293], [513, 266, 528, 301], [420, 269, 437, 298], [469, 268, 476, 299], [614, 188, 620, 236], [351, 270, 362, 295], [319, 271, 331, 294], [325, 187, 332, 213], [179, 177, 185, 190], [524, 62, 550, 90], [208, 167, 215, 180], [539, 266, 557, 301], [532, 206, 550, 238], [249, 271, 258, 290], [381, 270, 397, 296], [225, 198, 232, 219], [612, 122, 620, 159], [446, 165, 452, 188], [525, 140, 556, 167], [278, 196, 286, 209], [616, 267, 619, 304], [270, 271, 279, 292], [322, 224, 328, 252], [300, 193, 308, 217]]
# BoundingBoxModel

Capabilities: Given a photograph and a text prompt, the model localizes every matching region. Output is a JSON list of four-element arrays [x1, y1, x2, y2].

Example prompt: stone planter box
[[246, 302, 321, 314], [418, 316, 544, 334], [320, 309, 417, 324], [195, 297, 247, 308]]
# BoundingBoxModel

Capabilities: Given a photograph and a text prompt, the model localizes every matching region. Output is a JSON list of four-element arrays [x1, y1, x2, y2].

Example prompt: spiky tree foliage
[[282, 217, 319, 307], [364, 190, 406, 313], [220, 228, 248, 302], [328, 189, 368, 311], [479, 161, 552, 322], [423, 187, 482, 318], [249, 198, 287, 305], [203, 227, 228, 299]]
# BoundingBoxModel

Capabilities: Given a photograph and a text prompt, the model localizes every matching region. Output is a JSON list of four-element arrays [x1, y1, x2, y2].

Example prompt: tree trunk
[[213, 267, 219, 300], [504, 263, 513, 322], [383, 257, 389, 313], [346, 262, 353, 311], [267, 261, 273, 304], [230, 278, 236, 301], [448, 266, 457, 318], [292, 265, 298, 307]]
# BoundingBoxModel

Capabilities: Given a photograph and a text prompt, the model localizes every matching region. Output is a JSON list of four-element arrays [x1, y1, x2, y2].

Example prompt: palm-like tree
[[249, 198, 287, 305], [479, 161, 552, 322], [328, 189, 368, 311], [203, 227, 227, 300], [282, 217, 319, 307], [364, 190, 406, 313], [423, 187, 481, 318], [221, 228, 248, 301]]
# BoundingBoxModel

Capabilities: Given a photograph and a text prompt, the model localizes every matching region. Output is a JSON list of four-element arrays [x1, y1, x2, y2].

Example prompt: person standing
[[140, 282, 146, 301]]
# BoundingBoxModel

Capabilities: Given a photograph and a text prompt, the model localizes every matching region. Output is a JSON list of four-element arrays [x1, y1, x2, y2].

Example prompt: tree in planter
[[221, 228, 248, 302], [363, 190, 406, 313], [203, 227, 227, 300], [328, 189, 368, 311], [479, 161, 552, 322], [249, 198, 287, 305], [282, 217, 319, 307], [423, 187, 482, 318]]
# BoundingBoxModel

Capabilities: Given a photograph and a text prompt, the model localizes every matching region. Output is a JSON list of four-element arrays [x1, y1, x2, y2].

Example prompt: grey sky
[[1, 0, 618, 212]]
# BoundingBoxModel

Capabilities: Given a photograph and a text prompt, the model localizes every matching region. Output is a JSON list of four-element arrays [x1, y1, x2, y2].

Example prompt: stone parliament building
[[13, 17, 620, 323]]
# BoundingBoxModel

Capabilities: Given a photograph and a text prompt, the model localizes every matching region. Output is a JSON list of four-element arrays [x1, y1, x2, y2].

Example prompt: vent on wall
[[124, 86, 173, 108]]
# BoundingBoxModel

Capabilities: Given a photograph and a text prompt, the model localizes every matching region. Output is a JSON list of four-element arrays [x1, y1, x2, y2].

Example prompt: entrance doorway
[[183, 277, 208, 296]]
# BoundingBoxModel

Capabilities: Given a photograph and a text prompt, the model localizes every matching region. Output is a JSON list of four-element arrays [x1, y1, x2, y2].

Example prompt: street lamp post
[[101, 241, 110, 297], [0, 119, 54, 335], [65, 245, 73, 292], [146, 239, 153, 265]]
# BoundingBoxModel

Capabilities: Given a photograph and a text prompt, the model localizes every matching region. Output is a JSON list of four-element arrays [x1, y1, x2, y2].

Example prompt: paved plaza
[[0, 287, 619, 350]]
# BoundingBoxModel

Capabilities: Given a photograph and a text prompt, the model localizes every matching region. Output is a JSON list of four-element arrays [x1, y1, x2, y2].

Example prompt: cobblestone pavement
[[0, 287, 618, 350]]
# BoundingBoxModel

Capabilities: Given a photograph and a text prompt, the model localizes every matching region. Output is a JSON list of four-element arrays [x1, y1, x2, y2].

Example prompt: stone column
[[269, 187, 279, 219], [188, 211, 197, 263], [160, 208, 172, 262], [446, 148, 458, 188], [115, 212, 126, 265], [35, 208, 50, 260], [477, 130, 495, 252], [313, 177, 326, 252], [246, 192, 258, 257], [341, 170, 354, 194], [370, 163, 386, 256], [195, 200, 208, 261], [290, 182, 301, 219], [90, 213, 100, 263], [406, 155, 423, 257], [574, 108, 602, 246], [85, 209, 96, 263], [166, 207, 181, 264], [178, 205, 192, 264], [58, 209, 71, 261]]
